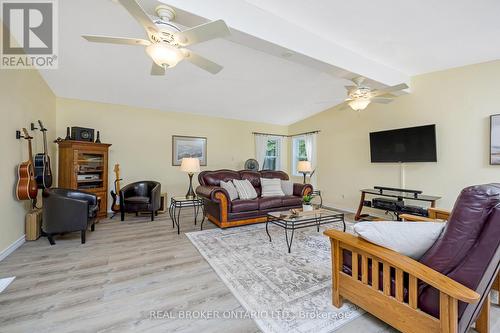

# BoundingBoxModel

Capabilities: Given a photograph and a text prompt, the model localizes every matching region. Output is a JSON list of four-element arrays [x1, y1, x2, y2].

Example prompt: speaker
[[71, 127, 94, 142]]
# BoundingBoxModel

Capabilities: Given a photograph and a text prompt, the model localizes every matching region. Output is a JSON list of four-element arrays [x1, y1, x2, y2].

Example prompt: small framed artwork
[[172, 135, 207, 166], [490, 115, 500, 165]]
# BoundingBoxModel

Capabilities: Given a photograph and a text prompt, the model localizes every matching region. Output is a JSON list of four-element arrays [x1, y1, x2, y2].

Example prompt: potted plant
[[302, 194, 314, 212]]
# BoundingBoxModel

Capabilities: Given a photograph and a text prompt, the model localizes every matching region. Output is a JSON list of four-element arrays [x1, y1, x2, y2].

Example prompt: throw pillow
[[353, 221, 446, 260], [233, 179, 258, 200], [220, 180, 239, 201], [281, 180, 294, 196], [261, 178, 285, 197]]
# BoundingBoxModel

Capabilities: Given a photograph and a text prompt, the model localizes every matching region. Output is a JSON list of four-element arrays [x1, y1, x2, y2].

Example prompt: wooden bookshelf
[[57, 140, 111, 218]]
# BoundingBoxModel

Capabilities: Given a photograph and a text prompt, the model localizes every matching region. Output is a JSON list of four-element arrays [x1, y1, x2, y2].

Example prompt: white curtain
[[278, 136, 286, 171], [255, 134, 269, 171], [304, 133, 318, 187]]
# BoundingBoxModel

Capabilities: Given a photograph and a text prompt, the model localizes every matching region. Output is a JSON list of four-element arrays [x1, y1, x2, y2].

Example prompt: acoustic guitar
[[110, 164, 122, 213], [34, 120, 53, 189], [16, 128, 38, 200]]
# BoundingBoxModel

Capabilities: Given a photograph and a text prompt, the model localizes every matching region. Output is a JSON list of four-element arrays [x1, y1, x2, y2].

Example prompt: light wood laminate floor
[[0, 212, 498, 333]]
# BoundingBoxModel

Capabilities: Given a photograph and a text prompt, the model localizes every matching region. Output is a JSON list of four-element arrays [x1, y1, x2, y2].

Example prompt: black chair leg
[[47, 234, 55, 246], [121, 209, 125, 221], [136, 212, 139, 217], [151, 211, 155, 221], [91, 223, 95, 232], [81, 230, 86, 244], [155, 211, 158, 216]]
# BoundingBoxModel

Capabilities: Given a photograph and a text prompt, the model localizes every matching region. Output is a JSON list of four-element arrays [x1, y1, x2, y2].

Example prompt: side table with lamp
[[169, 158, 205, 234], [297, 160, 322, 207]]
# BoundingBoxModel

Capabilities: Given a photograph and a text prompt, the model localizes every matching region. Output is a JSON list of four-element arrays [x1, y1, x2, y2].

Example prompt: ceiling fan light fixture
[[146, 43, 183, 68], [348, 99, 371, 111]]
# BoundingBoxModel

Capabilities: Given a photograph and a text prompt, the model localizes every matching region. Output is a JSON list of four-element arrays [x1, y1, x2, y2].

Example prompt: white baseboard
[[0, 236, 25, 262], [322, 202, 356, 214]]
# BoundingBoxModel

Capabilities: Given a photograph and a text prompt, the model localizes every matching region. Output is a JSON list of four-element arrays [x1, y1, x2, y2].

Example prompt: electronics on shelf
[[355, 186, 441, 221]]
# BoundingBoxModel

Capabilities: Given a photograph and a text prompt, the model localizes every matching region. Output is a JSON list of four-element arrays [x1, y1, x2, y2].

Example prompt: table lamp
[[181, 157, 201, 199], [297, 161, 312, 184]]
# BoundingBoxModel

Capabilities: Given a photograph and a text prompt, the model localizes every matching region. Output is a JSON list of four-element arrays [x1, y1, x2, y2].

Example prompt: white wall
[[289, 60, 500, 212], [0, 69, 56, 254]]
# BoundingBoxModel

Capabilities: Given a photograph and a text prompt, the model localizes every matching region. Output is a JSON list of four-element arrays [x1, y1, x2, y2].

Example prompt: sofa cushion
[[419, 184, 500, 275], [282, 195, 302, 207], [220, 180, 239, 201], [259, 197, 284, 210], [233, 179, 258, 200], [260, 170, 289, 180], [281, 180, 294, 196], [261, 178, 285, 197], [199, 170, 241, 186], [231, 199, 259, 213], [353, 222, 445, 260]]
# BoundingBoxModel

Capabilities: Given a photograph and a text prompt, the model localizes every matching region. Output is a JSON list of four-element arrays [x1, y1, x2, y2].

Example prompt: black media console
[[355, 186, 441, 221]]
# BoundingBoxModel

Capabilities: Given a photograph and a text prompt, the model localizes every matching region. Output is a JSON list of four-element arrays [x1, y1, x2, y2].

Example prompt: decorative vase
[[302, 204, 313, 212]]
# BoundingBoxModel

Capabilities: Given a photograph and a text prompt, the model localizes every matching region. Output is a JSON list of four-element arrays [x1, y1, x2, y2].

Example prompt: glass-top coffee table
[[266, 208, 345, 253]]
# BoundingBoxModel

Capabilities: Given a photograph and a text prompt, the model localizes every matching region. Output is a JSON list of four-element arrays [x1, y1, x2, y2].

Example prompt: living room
[[1, 0, 499, 332]]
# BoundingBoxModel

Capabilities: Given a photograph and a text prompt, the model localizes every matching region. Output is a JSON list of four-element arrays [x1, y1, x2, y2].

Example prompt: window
[[263, 137, 281, 170], [292, 136, 308, 176]]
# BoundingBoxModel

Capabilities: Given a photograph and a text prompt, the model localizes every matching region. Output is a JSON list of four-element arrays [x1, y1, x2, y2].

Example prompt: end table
[[169, 196, 205, 235]]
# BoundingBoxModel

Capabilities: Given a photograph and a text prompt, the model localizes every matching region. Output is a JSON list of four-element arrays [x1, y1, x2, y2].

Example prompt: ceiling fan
[[82, 0, 231, 76], [339, 77, 409, 111]]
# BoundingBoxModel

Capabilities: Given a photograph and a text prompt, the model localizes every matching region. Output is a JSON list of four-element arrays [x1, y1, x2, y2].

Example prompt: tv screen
[[370, 125, 437, 163]]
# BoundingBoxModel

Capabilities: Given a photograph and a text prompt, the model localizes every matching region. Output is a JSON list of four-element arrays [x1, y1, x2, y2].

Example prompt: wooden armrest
[[399, 214, 439, 222], [323, 229, 480, 303]]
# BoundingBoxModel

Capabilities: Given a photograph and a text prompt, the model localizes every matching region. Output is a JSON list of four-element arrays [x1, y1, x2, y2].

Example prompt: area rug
[[186, 220, 364, 333]]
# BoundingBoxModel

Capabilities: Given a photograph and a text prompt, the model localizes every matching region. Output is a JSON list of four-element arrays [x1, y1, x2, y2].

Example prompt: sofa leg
[[81, 230, 86, 244], [476, 294, 490, 333], [47, 234, 55, 246], [151, 211, 155, 222]]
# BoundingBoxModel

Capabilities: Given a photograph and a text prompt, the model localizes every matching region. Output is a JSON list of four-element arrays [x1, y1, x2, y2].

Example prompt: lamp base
[[301, 172, 307, 184], [186, 173, 196, 199]]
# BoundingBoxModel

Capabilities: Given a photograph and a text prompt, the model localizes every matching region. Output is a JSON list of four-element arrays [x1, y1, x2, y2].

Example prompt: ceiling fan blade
[[82, 35, 150, 46], [372, 83, 409, 97], [371, 97, 395, 104], [118, 0, 159, 35], [351, 77, 365, 86], [183, 50, 223, 74], [176, 20, 230, 46], [151, 63, 166, 76]]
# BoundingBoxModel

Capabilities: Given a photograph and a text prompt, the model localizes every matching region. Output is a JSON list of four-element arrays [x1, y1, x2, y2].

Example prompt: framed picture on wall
[[490, 114, 500, 165], [172, 135, 207, 166]]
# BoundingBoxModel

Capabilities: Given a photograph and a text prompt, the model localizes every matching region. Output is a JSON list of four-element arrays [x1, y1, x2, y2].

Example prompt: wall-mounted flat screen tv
[[370, 125, 437, 163]]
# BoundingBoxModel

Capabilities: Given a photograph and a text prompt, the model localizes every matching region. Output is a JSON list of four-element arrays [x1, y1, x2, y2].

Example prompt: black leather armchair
[[42, 188, 98, 245], [120, 181, 161, 221]]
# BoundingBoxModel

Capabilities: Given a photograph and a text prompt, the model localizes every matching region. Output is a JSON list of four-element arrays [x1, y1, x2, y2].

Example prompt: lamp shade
[[146, 43, 183, 68], [180, 158, 201, 173], [348, 98, 371, 111], [297, 161, 312, 173]]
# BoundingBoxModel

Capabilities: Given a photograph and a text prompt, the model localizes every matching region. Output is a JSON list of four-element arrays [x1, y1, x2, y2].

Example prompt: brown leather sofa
[[196, 169, 313, 228]]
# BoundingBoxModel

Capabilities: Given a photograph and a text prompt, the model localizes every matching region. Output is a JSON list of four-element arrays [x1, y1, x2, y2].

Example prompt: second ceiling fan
[[82, 0, 231, 76]]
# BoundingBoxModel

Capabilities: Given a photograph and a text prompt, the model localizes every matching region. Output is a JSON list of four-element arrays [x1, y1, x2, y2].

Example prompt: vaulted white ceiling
[[39, 0, 500, 125], [241, 0, 500, 75]]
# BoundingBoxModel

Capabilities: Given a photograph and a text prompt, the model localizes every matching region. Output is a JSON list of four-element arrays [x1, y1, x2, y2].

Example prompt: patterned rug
[[187, 219, 364, 333]]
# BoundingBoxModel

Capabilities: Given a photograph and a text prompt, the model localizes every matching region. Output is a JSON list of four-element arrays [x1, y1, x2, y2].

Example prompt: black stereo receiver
[[71, 127, 95, 142], [372, 198, 404, 211]]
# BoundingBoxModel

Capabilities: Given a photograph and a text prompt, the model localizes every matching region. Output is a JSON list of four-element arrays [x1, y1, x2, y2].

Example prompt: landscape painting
[[491, 115, 500, 165], [172, 136, 207, 166]]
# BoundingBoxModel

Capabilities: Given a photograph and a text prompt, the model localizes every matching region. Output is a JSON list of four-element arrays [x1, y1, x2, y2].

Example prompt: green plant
[[303, 194, 313, 205]]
